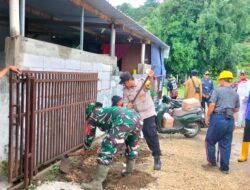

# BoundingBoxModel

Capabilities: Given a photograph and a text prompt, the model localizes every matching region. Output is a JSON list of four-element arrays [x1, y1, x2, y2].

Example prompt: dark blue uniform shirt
[[202, 79, 214, 96]]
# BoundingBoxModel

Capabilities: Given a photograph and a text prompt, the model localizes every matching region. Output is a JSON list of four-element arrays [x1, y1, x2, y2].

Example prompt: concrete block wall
[[22, 53, 113, 93], [0, 77, 9, 161], [0, 26, 8, 162], [0, 25, 9, 161], [8, 36, 115, 93], [0, 36, 118, 161]]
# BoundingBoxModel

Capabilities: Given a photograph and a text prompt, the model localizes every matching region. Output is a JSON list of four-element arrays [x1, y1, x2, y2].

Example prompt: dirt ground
[[144, 128, 250, 190], [36, 128, 250, 190], [57, 148, 155, 190]]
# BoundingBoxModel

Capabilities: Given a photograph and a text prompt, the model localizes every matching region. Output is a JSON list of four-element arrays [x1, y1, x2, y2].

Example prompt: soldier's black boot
[[81, 164, 109, 190], [154, 155, 161, 170]]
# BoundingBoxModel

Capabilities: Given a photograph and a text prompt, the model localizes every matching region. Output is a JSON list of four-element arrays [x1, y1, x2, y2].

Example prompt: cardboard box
[[162, 113, 174, 128], [182, 98, 200, 111]]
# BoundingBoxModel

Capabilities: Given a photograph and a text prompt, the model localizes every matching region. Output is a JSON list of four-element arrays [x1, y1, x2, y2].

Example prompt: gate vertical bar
[[8, 72, 14, 182], [24, 75, 31, 186], [19, 74, 25, 178], [29, 77, 36, 181]]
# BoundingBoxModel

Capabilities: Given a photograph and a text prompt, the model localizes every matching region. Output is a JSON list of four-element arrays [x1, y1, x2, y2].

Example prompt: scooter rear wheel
[[184, 122, 200, 138]]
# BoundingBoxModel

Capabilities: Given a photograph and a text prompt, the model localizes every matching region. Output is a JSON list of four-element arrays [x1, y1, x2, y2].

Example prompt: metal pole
[[20, 0, 25, 36], [9, 0, 20, 37], [80, 8, 84, 50], [141, 43, 145, 64], [110, 24, 116, 57]]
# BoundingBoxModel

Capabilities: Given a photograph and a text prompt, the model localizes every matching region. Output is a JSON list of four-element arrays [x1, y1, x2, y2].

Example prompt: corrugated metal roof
[[1, 0, 169, 50], [24, 0, 168, 49], [85, 0, 169, 50]]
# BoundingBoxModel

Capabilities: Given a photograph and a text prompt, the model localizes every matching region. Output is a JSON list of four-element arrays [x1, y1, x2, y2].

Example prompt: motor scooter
[[156, 96, 205, 138]]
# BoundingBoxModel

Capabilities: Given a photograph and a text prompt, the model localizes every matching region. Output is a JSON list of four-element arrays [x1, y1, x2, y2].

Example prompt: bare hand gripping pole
[[131, 64, 156, 104]]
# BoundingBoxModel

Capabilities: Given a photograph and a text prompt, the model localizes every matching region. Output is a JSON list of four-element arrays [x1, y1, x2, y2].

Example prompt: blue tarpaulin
[[151, 45, 166, 78]]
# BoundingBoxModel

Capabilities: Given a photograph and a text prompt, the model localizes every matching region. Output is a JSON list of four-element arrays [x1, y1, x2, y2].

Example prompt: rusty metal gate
[[8, 71, 98, 187]]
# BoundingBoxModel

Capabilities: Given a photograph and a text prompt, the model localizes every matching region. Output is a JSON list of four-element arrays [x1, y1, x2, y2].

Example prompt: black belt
[[213, 111, 226, 115], [213, 111, 234, 119]]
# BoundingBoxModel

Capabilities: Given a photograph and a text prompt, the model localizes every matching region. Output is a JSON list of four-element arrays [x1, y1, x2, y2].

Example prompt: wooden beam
[[28, 23, 106, 40], [70, 26, 108, 40], [2, 0, 152, 43], [122, 26, 151, 43], [69, 0, 149, 42], [26, 4, 52, 20], [0, 15, 120, 30], [1, 0, 56, 20], [70, 0, 112, 23]]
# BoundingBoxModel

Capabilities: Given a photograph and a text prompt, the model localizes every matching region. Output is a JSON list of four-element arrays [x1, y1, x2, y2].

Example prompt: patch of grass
[[50, 163, 60, 175], [41, 163, 60, 182], [178, 85, 185, 98], [41, 173, 57, 182], [26, 184, 36, 190], [19, 163, 60, 190], [177, 79, 220, 99]]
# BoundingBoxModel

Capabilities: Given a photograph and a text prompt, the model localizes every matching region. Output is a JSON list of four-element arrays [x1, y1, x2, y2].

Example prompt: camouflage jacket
[[85, 106, 142, 147]]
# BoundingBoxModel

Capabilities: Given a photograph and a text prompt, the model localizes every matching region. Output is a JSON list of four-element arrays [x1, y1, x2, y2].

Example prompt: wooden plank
[[70, 0, 113, 23], [70, 0, 148, 42]]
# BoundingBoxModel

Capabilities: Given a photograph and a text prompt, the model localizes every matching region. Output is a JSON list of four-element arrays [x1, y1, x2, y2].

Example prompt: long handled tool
[[59, 143, 92, 173], [217, 144, 220, 163], [131, 64, 156, 103]]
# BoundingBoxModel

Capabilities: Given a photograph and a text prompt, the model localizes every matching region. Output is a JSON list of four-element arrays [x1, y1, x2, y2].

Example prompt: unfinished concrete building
[[0, 0, 169, 188]]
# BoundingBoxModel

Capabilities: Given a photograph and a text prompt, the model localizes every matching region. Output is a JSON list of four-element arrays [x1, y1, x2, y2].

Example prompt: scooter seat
[[173, 107, 202, 117]]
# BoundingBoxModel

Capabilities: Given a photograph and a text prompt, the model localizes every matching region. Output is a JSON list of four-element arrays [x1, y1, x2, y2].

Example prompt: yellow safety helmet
[[217, 70, 234, 80]]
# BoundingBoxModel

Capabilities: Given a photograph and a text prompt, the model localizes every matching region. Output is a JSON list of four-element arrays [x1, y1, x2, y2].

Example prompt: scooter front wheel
[[183, 122, 201, 138]]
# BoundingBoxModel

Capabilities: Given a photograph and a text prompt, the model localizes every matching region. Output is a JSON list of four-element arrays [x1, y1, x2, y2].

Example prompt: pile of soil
[[59, 144, 156, 190]]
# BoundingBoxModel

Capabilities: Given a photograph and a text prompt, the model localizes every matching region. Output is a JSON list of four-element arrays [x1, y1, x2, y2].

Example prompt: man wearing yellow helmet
[[203, 70, 240, 174]]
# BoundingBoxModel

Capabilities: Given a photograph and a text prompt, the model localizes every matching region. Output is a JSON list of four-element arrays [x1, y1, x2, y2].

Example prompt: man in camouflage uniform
[[81, 101, 143, 190]]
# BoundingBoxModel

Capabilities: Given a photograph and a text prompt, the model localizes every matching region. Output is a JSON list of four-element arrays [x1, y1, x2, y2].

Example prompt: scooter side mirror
[[162, 95, 171, 104]]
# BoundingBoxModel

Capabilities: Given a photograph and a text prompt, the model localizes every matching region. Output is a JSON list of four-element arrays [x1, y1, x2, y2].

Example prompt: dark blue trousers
[[142, 116, 161, 156], [205, 114, 234, 171]]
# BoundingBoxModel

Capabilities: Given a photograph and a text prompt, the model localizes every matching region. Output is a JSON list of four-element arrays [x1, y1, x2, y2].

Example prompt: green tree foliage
[[157, 0, 206, 77], [238, 43, 250, 76], [117, 0, 160, 22], [239, 44, 250, 66], [240, 0, 250, 41], [196, 0, 248, 74], [117, 0, 250, 79]]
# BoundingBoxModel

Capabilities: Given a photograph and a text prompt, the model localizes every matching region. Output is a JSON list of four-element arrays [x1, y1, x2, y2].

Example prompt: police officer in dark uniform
[[203, 71, 240, 174], [120, 70, 162, 170], [201, 71, 214, 109]]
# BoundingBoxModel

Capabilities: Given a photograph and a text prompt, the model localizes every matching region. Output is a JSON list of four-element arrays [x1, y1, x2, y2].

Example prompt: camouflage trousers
[[97, 124, 142, 165]]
